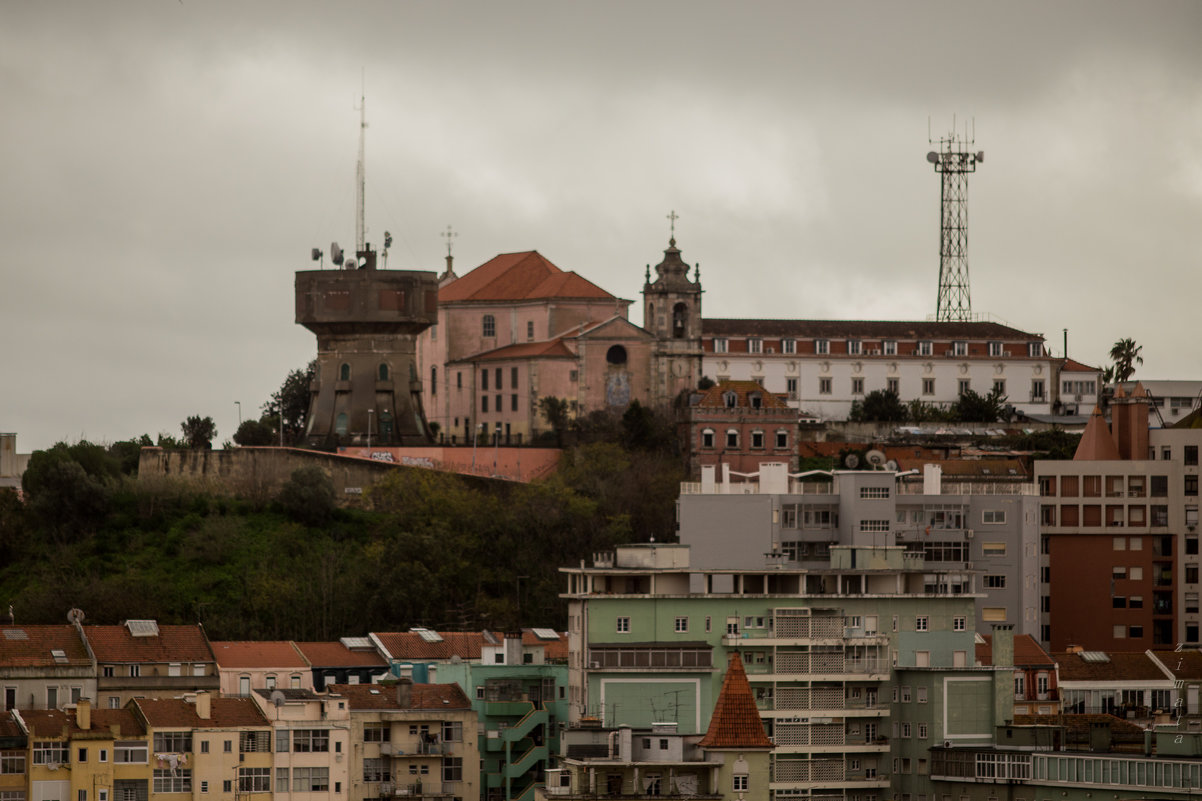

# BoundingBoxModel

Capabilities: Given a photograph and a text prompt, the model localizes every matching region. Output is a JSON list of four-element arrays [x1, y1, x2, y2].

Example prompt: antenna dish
[[885, 459, 900, 472], [331, 242, 344, 266], [271, 690, 286, 707], [865, 449, 887, 468], [66, 608, 85, 625], [926, 151, 939, 164], [976, 151, 984, 162], [310, 248, 322, 262], [345, 257, 358, 270], [844, 453, 860, 469]]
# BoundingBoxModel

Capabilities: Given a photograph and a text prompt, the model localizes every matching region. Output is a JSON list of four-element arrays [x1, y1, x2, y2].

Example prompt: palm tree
[[1108, 338, 1144, 383]]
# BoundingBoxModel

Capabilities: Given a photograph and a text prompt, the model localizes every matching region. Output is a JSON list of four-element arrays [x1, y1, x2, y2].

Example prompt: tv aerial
[[331, 242, 344, 267]]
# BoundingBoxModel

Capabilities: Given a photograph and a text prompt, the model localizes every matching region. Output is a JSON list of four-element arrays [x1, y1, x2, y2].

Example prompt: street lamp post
[[367, 409, 374, 451], [234, 401, 241, 426], [471, 422, 484, 470]]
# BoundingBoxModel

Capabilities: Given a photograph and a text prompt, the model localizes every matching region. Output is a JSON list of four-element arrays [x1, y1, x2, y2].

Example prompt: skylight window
[[2, 629, 28, 640], [51, 649, 68, 664]]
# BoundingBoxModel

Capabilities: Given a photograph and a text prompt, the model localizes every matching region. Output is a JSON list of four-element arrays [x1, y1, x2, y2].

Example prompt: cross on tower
[[442, 224, 458, 257], [666, 210, 678, 241]]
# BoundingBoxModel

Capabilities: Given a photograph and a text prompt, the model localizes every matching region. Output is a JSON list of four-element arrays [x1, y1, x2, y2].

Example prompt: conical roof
[[697, 654, 772, 749], [1073, 405, 1121, 461]]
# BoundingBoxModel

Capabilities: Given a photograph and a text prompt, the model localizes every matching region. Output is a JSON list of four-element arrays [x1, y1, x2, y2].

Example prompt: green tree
[[849, 390, 908, 422], [21, 442, 117, 537], [538, 396, 572, 447], [952, 388, 1008, 423], [277, 467, 335, 527], [1108, 338, 1143, 383], [264, 361, 315, 444], [180, 416, 217, 449], [233, 419, 277, 446]]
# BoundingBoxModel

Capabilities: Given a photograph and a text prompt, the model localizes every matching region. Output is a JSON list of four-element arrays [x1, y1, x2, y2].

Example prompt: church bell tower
[[643, 212, 703, 404]]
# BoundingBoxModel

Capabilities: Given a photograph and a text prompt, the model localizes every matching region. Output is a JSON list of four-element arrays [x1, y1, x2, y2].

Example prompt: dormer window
[[723, 391, 737, 408], [748, 338, 763, 354], [1028, 342, 1044, 357], [748, 392, 762, 409], [989, 341, 1003, 357], [953, 341, 968, 356], [847, 339, 862, 355], [815, 339, 830, 355], [714, 338, 728, 353], [918, 341, 933, 356], [782, 339, 796, 354]]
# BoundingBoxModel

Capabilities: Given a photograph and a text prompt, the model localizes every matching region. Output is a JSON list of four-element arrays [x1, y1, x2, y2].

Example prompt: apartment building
[[86, 621, 218, 709], [293, 641, 388, 691], [211, 641, 313, 697], [974, 633, 1060, 717], [682, 380, 798, 474], [1036, 385, 1202, 650], [561, 541, 986, 801], [677, 463, 1040, 636], [332, 681, 479, 801], [0, 624, 94, 712], [250, 689, 351, 801], [18, 702, 149, 801]]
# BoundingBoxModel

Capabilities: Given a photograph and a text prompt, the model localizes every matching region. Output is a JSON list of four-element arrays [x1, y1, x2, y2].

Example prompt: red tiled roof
[[1060, 358, 1100, 373], [439, 252, 615, 303], [1073, 406, 1121, 461], [1151, 651, 1202, 680], [1055, 651, 1169, 682], [976, 634, 1055, 668], [697, 655, 772, 749], [16, 708, 142, 738], [210, 641, 308, 669], [452, 338, 577, 364], [329, 683, 472, 710], [0, 625, 91, 667], [133, 697, 268, 728], [702, 318, 1041, 340], [0, 714, 23, 739], [85, 624, 213, 664], [693, 381, 792, 411], [293, 642, 386, 668], [898, 458, 1028, 478], [371, 631, 567, 662]]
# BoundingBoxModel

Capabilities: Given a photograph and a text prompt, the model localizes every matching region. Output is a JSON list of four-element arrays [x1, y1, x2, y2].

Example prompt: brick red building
[[683, 380, 797, 474]]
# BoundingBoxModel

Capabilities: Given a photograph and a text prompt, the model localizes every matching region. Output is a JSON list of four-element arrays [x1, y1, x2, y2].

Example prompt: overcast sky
[[3, 1, 1200, 452]]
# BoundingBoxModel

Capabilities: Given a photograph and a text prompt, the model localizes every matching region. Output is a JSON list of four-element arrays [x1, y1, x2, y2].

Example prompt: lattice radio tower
[[926, 122, 984, 322]]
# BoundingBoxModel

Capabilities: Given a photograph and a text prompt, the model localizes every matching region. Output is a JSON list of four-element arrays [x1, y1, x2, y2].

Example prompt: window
[[917, 687, 928, 703], [338, 363, 350, 381], [887, 377, 899, 394], [1188, 445, 1199, 466], [901, 723, 912, 738], [1028, 342, 1043, 357], [701, 429, 714, 449], [776, 430, 788, 448], [239, 769, 270, 793], [1, 752, 25, 775], [114, 741, 147, 763], [714, 338, 728, 353], [200, 741, 209, 754], [953, 341, 968, 356], [901, 686, 912, 702], [918, 341, 932, 356], [1031, 379, 1045, 400], [1187, 475, 1199, 497], [860, 520, 890, 532], [915, 616, 929, 632], [922, 378, 935, 396], [982, 542, 1007, 556], [98, 750, 107, 763], [815, 339, 829, 355], [860, 487, 890, 499], [782, 339, 796, 354], [819, 377, 832, 394], [482, 315, 495, 337], [848, 339, 862, 355], [989, 341, 1003, 356], [456, 372, 462, 389], [363, 758, 390, 783], [292, 730, 329, 752], [363, 723, 390, 743], [726, 430, 739, 448], [511, 394, 518, 412], [884, 340, 897, 355], [993, 380, 1006, 396], [442, 757, 462, 782], [983, 510, 1006, 524], [153, 732, 191, 753], [852, 377, 864, 395], [442, 721, 462, 743], [495, 367, 503, 389], [733, 775, 749, 792], [292, 768, 329, 792], [675, 616, 688, 633], [751, 430, 764, 449], [481, 395, 488, 413], [616, 617, 630, 633], [958, 379, 970, 396], [526, 321, 534, 341], [153, 769, 192, 793], [984, 575, 1006, 589], [953, 616, 966, 631], [748, 338, 763, 354], [918, 723, 928, 739]]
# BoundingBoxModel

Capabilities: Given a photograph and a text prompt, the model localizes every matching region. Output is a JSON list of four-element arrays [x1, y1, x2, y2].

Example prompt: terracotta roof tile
[[293, 642, 386, 668], [85, 624, 214, 664], [1073, 406, 1121, 461], [1059, 358, 1100, 373], [0, 625, 91, 667], [17, 708, 142, 738], [0, 714, 23, 739], [1012, 713, 1145, 742], [1151, 650, 1202, 680], [133, 697, 268, 728], [210, 641, 308, 669], [693, 381, 792, 411], [976, 634, 1055, 667], [439, 252, 614, 303], [702, 318, 1042, 340], [697, 655, 772, 749], [329, 683, 472, 710], [1055, 651, 1169, 682], [452, 338, 577, 364]]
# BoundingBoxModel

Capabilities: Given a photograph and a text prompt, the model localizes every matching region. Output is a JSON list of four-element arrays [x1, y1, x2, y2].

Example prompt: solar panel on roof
[[532, 628, 559, 640], [340, 637, 372, 649], [125, 620, 160, 637], [2, 629, 28, 640], [417, 629, 443, 643], [51, 649, 68, 664], [1080, 651, 1110, 663]]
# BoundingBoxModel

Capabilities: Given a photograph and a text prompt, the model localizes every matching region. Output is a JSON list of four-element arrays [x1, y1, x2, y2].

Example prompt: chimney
[[991, 624, 1015, 668], [1111, 384, 1150, 460], [923, 464, 942, 495], [195, 691, 211, 720], [504, 632, 523, 666], [76, 698, 91, 731], [396, 678, 413, 709]]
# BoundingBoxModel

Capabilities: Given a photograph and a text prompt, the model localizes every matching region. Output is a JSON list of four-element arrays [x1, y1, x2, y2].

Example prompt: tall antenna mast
[[926, 120, 983, 322], [355, 74, 367, 254]]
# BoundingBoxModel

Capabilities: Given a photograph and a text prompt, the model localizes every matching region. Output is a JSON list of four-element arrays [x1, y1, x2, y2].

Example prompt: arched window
[[751, 429, 765, 449], [482, 314, 496, 337], [339, 363, 351, 381], [265, 675, 276, 690], [673, 302, 688, 339], [776, 429, 789, 449], [378, 363, 389, 381], [726, 429, 739, 448], [335, 413, 348, 435], [606, 345, 628, 365], [239, 675, 251, 697], [701, 429, 715, 449]]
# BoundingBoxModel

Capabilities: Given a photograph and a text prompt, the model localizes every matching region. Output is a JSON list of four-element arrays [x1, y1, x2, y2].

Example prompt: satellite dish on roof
[[271, 690, 286, 707], [67, 608, 85, 625], [865, 449, 887, 468], [885, 460, 900, 472], [844, 453, 860, 469], [976, 151, 985, 162], [331, 242, 344, 266], [926, 151, 940, 164], [311, 248, 322, 262]]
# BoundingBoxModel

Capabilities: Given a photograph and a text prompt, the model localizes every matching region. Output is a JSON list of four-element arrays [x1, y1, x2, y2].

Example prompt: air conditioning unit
[[964, 562, 975, 570], [870, 349, 881, 355], [1003, 350, 1012, 357], [1075, 394, 1083, 401], [589, 661, 601, 669], [767, 347, 775, 354], [965, 529, 974, 539]]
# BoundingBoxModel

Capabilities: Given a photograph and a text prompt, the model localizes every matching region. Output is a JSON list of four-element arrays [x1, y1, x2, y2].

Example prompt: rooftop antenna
[[355, 73, 367, 254], [442, 225, 457, 274], [926, 116, 983, 322]]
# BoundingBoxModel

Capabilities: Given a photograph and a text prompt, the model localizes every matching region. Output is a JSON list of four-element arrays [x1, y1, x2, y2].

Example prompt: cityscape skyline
[[3, 1, 1200, 451]]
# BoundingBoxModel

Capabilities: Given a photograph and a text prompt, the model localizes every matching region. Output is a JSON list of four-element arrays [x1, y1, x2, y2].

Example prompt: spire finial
[[645, 264, 651, 283], [666, 209, 678, 246], [442, 224, 458, 258]]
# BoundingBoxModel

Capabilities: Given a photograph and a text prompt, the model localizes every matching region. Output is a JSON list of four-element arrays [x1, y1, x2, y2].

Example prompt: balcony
[[380, 784, 455, 799], [97, 675, 220, 691]]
